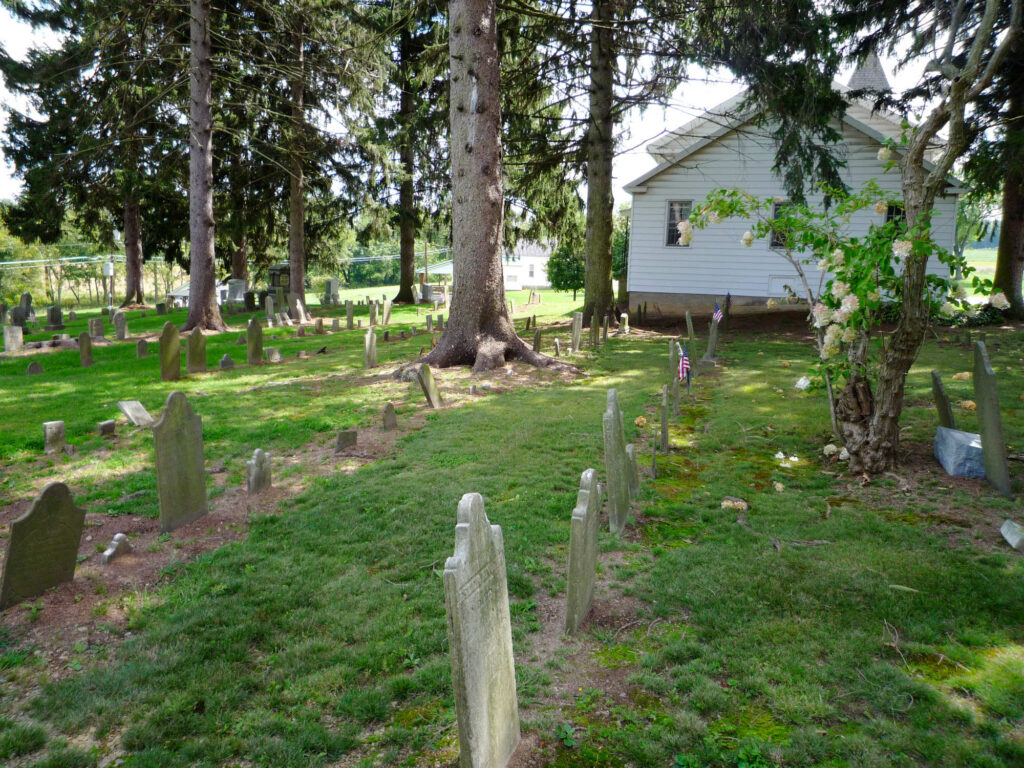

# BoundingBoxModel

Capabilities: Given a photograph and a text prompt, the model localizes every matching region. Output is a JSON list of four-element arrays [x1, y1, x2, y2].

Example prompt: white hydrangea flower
[[954, 285, 968, 300], [708, 212, 723, 224], [832, 248, 844, 266], [991, 292, 1010, 310], [795, 376, 811, 390], [832, 307, 851, 324], [831, 281, 850, 300], [841, 294, 860, 313], [824, 324, 843, 344], [677, 220, 693, 246], [741, 230, 755, 247], [774, 451, 786, 459], [867, 290, 881, 303], [841, 326, 858, 343], [939, 301, 957, 316], [817, 257, 830, 270], [766, 298, 777, 308], [823, 444, 839, 456], [874, 200, 887, 215], [811, 302, 832, 328], [878, 146, 893, 162], [892, 240, 912, 258]]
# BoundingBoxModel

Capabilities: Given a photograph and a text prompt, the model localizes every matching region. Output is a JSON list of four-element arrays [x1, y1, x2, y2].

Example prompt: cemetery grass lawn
[[1, 310, 1023, 766]]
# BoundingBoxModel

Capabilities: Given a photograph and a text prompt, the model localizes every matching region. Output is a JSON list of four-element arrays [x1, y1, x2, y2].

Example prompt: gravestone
[[590, 309, 600, 347], [0, 483, 85, 610], [382, 402, 398, 430], [332, 317, 340, 331], [99, 533, 131, 565], [45, 305, 64, 331], [227, 278, 246, 304], [931, 370, 956, 429], [602, 389, 630, 534], [244, 291, 257, 311], [67, 310, 76, 321], [298, 298, 312, 323], [935, 426, 985, 478], [44, 420, 66, 454], [533, 329, 541, 352], [554, 338, 561, 356], [113, 311, 127, 340], [3, 325, 24, 354], [624, 443, 640, 499], [426, 314, 433, 332], [235, 333, 245, 345], [19, 291, 33, 320], [369, 302, 378, 326], [438, 315, 445, 331], [660, 385, 670, 451], [602, 314, 609, 342], [288, 292, 301, 321], [443, 493, 520, 768], [1001, 520, 1024, 553], [346, 300, 354, 329], [974, 342, 1012, 497], [79, 331, 93, 367], [685, 311, 696, 347], [296, 325, 306, 338], [265, 348, 282, 363], [9, 305, 27, 328], [156, 302, 167, 315], [364, 329, 377, 368], [0, 300, 6, 322], [564, 468, 601, 634], [152, 391, 208, 532], [247, 317, 263, 366], [89, 317, 104, 338], [571, 312, 583, 353], [246, 448, 271, 494], [98, 419, 115, 437], [159, 322, 180, 381], [186, 330, 207, 374], [118, 400, 155, 427], [136, 339, 148, 358], [314, 318, 324, 335], [699, 320, 719, 366], [417, 364, 443, 408], [335, 430, 358, 452], [383, 300, 392, 325], [26, 361, 42, 375], [219, 354, 234, 370], [265, 294, 275, 322]]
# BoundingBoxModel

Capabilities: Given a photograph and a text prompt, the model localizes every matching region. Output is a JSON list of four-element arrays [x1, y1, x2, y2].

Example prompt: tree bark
[[394, 28, 417, 305], [420, 0, 562, 371], [231, 236, 248, 283], [288, 20, 306, 308], [184, 0, 226, 331], [581, 0, 615, 328], [993, 89, 1024, 319], [122, 196, 145, 305]]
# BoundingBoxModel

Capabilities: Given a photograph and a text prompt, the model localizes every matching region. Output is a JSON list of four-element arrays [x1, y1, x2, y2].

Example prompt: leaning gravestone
[[99, 533, 131, 565], [382, 402, 398, 430], [602, 389, 630, 534], [118, 400, 156, 427], [247, 317, 263, 366], [4, 325, 24, 354], [152, 391, 208, 532], [443, 493, 520, 768], [383, 300, 392, 325], [159, 322, 180, 381], [417, 364, 443, 408], [974, 342, 1012, 497], [565, 468, 601, 634], [246, 448, 271, 494], [78, 331, 93, 367], [0, 483, 85, 610], [571, 312, 583, 353], [136, 339, 148, 359], [364, 329, 377, 368], [931, 370, 956, 429], [186, 331, 207, 374], [26, 361, 42, 375], [44, 421, 66, 454], [533, 329, 541, 352], [1001, 520, 1024, 553], [113, 310, 127, 340]]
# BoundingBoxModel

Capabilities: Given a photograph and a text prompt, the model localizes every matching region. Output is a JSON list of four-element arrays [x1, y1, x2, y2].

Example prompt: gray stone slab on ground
[[934, 426, 985, 479], [79, 331, 93, 367], [152, 391, 208, 532], [159, 322, 180, 381], [247, 317, 263, 366], [443, 493, 520, 768], [364, 329, 377, 368], [974, 342, 1012, 497], [0, 483, 85, 610], [186, 331, 207, 374], [4, 325, 24, 354], [603, 389, 630, 534], [26, 361, 42, 375], [1001, 519, 1024, 553], [99, 533, 131, 565], [417, 364, 443, 408], [931, 370, 956, 429], [335, 430, 357, 452], [136, 339, 148, 359], [118, 400, 155, 427], [382, 402, 398, 430], [246, 448, 271, 494], [565, 468, 601, 634], [44, 420, 65, 454]]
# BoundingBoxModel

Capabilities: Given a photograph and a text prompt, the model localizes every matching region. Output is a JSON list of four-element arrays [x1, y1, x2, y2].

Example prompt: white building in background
[[623, 55, 960, 317], [421, 240, 554, 291]]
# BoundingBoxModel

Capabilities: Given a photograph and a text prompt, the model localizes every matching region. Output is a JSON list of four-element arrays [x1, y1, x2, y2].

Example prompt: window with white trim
[[666, 200, 693, 246], [770, 201, 792, 249]]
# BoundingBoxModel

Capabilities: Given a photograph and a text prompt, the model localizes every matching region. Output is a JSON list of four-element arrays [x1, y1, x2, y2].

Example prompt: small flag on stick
[[713, 302, 723, 324], [678, 342, 691, 392]]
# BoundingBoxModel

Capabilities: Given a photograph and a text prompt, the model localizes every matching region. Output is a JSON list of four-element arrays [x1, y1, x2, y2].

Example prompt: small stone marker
[[383, 300, 392, 325], [246, 448, 271, 494], [346, 300, 354, 329], [443, 493, 520, 768], [3, 325, 24, 354], [974, 342, 1012, 497], [98, 419, 115, 437], [89, 317, 104, 338], [296, 325, 306, 338], [219, 354, 234, 370], [382, 402, 398, 430], [1000, 519, 1024, 553], [565, 468, 601, 634], [156, 302, 167, 315], [99, 533, 131, 565], [235, 333, 245, 345], [533, 328, 541, 352], [332, 317, 340, 331], [554, 338, 561, 356], [113, 310, 127, 340], [67, 310, 76, 321], [602, 389, 630, 534], [590, 309, 600, 347], [44, 420, 66, 454], [26, 361, 42, 375], [335, 430, 358, 452], [79, 331, 93, 367], [602, 314, 609, 341], [426, 314, 433, 332], [265, 347, 282, 363], [571, 311, 583, 353], [0, 483, 85, 610], [118, 400, 155, 427], [934, 426, 985, 478], [152, 391, 208, 532], [364, 329, 377, 368], [247, 316, 263, 366], [186, 330, 207, 374], [159, 322, 180, 381], [314, 318, 324, 334], [417, 364, 443, 408], [931, 370, 956, 429], [136, 339, 148, 358], [624, 443, 640, 499]]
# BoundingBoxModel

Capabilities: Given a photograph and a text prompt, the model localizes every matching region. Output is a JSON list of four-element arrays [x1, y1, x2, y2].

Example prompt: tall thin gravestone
[[565, 468, 601, 634], [571, 311, 583, 353], [602, 389, 629, 534], [265, 295, 275, 323], [346, 300, 354, 330], [159, 322, 180, 381], [974, 342, 1012, 497], [533, 328, 541, 352], [931, 370, 956, 429], [247, 317, 263, 366], [113, 310, 127, 340], [152, 391, 208, 532], [364, 329, 377, 368], [369, 302, 378, 326], [136, 339, 148, 359], [417, 364, 443, 408], [78, 331, 93, 367], [624, 443, 640, 499], [699, 320, 719, 366], [685, 310, 696, 348], [443, 493, 520, 768], [590, 309, 600, 347], [0, 483, 85, 610], [383, 300, 392, 325], [186, 331, 207, 374], [660, 385, 670, 451]]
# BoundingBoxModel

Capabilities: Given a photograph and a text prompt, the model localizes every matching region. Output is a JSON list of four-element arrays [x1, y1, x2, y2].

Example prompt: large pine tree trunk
[[581, 0, 615, 327], [289, 22, 306, 308], [231, 236, 248, 282], [421, 0, 560, 371], [395, 29, 417, 305], [122, 196, 145, 306], [993, 91, 1024, 319], [184, 0, 226, 331]]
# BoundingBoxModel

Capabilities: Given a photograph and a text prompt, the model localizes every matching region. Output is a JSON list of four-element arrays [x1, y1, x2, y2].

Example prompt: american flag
[[678, 342, 690, 383], [713, 303, 723, 324]]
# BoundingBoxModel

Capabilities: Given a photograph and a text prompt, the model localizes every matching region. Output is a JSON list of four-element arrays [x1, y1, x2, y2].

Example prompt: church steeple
[[847, 51, 891, 92]]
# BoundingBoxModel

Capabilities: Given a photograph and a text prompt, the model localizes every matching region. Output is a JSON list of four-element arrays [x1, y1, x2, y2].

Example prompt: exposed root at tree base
[[398, 330, 576, 375]]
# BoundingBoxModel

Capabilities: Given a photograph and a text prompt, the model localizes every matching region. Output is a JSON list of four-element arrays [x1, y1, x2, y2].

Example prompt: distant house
[[623, 55, 961, 317], [420, 241, 553, 291]]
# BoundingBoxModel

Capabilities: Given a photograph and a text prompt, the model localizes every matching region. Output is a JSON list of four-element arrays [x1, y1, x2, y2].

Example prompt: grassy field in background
[[1, 294, 1023, 767]]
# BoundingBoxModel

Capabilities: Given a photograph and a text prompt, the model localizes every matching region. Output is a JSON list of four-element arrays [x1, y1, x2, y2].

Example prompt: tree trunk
[[183, 0, 226, 331], [581, 0, 615, 328], [395, 28, 417, 305], [231, 236, 248, 283], [289, 21, 306, 308], [122, 196, 145, 305], [421, 0, 560, 371], [993, 90, 1024, 318]]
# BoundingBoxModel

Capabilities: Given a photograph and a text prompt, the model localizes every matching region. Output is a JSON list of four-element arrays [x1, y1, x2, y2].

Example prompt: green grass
[[2, 297, 1023, 766]]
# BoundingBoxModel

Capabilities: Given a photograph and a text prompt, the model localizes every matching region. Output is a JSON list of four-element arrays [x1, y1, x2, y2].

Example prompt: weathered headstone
[[246, 448, 271, 494], [288, 292, 301, 321], [152, 391, 208, 532], [136, 339, 148, 358], [332, 317, 340, 331], [67, 310, 76, 321], [382, 401, 398, 430], [565, 468, 601, 634], [19, 291, 33, 320], [660, 385, 670, 452], [159, 322, 180, 381], [417, 364, 443, 408], [186, 330, 207, 374], [26, 361, 42, 375], [113, 311, 127, 340], [699, 320, 719, 366], [602, 314, 609, 342], [0, 483, 85, 610], [571, 311, 583, 353], [335, 430, 358, 452], [369, 302, 378, 326], [974, 342, 1012, 497], [443, 493, 520, 768], [533, 329, 541, 352], [383, 300, 392, 325], [117, 400, 155, 427], [9, 305, 27, 328], [934, 426, 985, 478], [602, 389, 630, 534], [265, 294, 275, 322], [89, 317, 104, 338], [685, 310, 696, 347], [78, 331, 93, 367], [296, 325, 306, 338], [246, 317, 263, 366], [45, 305, 64, 331], [624, 443, 640, 499], [590, 309, 600, 347], [931, 370, 956, 429], [44, 420, 66, 454], [314, 318, 324, 335], [438, 315, 445, 331], [1001, 519, 1024, 553], [156, 302, 167, 315], [3, 324, 24, 354], [554, 338, 561, 356], [265, 347, 282, 363], [98, 419, 115, 437], [426, 314, 434, 332], [99, 533, 131, 565], [364, 329, 377, 368], [244, 290, 257, 311], [346, 300, 354, 329], [219, 354, 234, 370]]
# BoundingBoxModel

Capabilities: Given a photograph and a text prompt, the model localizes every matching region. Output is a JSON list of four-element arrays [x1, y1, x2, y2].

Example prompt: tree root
[[393, 330, 576, 376]]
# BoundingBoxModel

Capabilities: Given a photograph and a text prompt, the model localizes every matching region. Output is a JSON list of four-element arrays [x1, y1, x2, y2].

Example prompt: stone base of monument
[[934, 426, 986, 479]]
